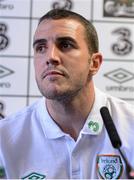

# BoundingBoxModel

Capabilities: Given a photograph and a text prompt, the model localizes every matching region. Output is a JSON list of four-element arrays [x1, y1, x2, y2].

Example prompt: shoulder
[[95, 88, 134, 113], [106, 93, 134, 117], [96, 88, 134, 132], [102, 91, 134, 143], [96, 89, 134, 152], [0, 98, 47, 152], [0, 98, 44, 132], [95, 87, 134, 115]]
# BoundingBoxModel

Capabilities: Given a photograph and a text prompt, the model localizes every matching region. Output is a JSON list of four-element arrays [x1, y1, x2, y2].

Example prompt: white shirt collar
[[37, 98, 65, 139], [37, 88, 107, 139], [80, 88, 107, 136]]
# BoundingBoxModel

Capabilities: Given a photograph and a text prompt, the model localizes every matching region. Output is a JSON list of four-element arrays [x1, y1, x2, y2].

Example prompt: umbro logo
[[104, 68, 134, 84], [0, 65, 14, 78], [22, 172, 46, 179]]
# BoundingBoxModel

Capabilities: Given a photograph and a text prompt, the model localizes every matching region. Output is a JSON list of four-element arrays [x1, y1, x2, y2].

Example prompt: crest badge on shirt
[[97, 154, 123, 179]]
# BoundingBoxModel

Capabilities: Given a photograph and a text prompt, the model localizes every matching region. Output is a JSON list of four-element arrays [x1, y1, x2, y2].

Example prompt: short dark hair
[[38, 9, 99, 54]]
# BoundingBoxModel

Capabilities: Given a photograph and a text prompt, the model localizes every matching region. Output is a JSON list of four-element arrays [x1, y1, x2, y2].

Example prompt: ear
[[89, 52, 103, 76]]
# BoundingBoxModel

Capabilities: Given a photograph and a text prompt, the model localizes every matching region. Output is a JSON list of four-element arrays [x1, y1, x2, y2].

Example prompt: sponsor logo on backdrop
[[0, 0, 14, 10], [0, 65, 14, 89], [112, 27, 133, 55], [103, 0, 134, 18], [104, 68, 134, 92], [0, 23, 9, 51], [104, 68, 134, 84], [0, 65, 14, 78], [0, 101, 5, 119], [52, 0, 73, 10]]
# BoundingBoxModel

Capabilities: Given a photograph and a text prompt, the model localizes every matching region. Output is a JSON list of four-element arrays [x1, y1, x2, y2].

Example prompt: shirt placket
[[65, 135, 81, 179], [71, 151, 80, 179]]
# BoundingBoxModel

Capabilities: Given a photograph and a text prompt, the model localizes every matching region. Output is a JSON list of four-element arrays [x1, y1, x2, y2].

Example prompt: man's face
[[33, 18, 94, 100]]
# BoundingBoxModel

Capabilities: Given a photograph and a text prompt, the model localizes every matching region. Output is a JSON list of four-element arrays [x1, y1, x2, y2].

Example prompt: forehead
[[34, 19, 85, 40]]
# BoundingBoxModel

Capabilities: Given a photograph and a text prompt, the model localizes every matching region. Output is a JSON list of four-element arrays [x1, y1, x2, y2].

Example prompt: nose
[[46, 44, 61, 66]]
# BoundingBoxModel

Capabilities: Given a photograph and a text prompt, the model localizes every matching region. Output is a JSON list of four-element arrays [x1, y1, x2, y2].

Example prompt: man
[[0, 9, 134, 179]]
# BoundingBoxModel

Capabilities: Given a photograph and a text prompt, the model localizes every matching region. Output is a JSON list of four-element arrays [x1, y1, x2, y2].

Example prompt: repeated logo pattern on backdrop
[[0, 0, 134, 117]]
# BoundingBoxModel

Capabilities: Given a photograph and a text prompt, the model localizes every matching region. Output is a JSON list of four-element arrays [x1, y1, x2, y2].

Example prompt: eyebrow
[[33, 36, 77, 47], [33, 39, 46, 48], [57, 36, 77, 44]]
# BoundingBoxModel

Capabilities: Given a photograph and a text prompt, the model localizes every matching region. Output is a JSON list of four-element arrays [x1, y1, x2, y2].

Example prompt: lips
[[43, 70, 65, 78]]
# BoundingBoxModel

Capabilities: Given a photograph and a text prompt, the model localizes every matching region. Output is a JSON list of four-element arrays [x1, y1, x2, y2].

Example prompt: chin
[[41, 89, 63, 99], [42, 90, 72, 102]]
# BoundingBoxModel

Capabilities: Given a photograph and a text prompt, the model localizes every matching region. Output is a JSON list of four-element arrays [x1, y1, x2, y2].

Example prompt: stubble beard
[[36, 72, 92, 104], [36, 79, 85, 104]]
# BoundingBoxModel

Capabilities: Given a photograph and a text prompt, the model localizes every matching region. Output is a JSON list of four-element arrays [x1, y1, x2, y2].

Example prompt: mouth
[[43, 70, 65, 79]]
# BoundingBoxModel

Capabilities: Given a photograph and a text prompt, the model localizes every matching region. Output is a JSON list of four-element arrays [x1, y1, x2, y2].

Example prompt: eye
[[35, 44, 46, 54], [59, 40, 74, 51]]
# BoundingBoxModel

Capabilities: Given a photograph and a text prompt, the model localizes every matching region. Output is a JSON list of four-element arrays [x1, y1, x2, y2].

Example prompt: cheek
[[64, 58, 89, 79], [34, 66, 42, 82], [34, 59, 43, 72], [69, 66, 89, 83], [34, 62, 39, 73]]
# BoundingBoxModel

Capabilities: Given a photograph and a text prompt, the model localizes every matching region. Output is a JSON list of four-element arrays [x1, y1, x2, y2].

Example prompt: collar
[[37, 88, 107, 139], [80, 88, 107, 136], [37, 97, 66, 139]]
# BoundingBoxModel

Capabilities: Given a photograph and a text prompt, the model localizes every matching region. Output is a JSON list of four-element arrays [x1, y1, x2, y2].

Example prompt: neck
[[46, 83, 95, 140]]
